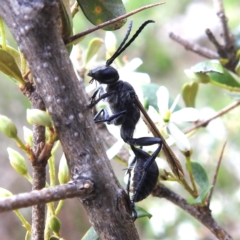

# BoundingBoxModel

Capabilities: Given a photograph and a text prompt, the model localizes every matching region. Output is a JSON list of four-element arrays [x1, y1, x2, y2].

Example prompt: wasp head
[[88, 65, 119, 84]]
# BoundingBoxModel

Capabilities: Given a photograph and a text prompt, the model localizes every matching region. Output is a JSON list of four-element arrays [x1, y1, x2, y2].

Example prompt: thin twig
[[207, 141, 227, 207], [213, 0, 230, 46], [152, 184, 233, 240], [170, 0, 238, 72], [0, 179, 93, 213], [65, 2, 165, 45], [23, 69, 31, 79], [205, 28, 227, 58], [185, 101, 240, 134], [169, 32, 219, 59], [212, 0, 237, 72]]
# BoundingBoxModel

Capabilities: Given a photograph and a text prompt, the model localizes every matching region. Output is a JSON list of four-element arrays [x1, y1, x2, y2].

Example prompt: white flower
[[152, 86, 199, 153]]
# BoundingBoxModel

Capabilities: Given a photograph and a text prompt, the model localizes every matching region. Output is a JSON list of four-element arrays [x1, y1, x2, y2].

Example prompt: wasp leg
[[94, 109, 127, 124], [129, 144, 162, 219], [89, 90, 117, 108]]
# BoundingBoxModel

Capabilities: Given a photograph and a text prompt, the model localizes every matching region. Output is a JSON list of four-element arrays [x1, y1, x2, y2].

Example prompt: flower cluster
[[148, 86, 199, 154]]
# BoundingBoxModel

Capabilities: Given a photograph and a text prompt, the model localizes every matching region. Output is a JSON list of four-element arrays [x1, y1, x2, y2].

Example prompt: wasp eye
[[88, 66, 119, 84]]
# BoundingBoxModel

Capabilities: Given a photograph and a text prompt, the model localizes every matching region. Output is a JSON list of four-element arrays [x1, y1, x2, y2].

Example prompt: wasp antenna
[[106, 20, 154, 66], [106, 20, 133, 66]]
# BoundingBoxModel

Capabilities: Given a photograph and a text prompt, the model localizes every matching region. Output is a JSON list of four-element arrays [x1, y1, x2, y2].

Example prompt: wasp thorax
[[88, 65, 119, 84]]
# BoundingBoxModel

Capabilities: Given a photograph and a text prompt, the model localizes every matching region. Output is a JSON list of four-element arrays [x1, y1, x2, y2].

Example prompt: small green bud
[[27, 109, 52, 127], [7, 147, 28, 176], [23, 126, 33, 146], [219, 58, 229, 66], [0, 115, 18, 138], [49, 215, 61, 234], [58, 154, 70, 184], [0, 187, 13, 197]]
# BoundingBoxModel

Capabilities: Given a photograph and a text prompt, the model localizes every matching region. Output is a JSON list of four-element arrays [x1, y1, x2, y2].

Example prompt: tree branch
[[0, 179, 93, 213], [170, 0, 238, 72], [169, 32, 219, 59], [0, 1, 139, 239], [31, 88, 47, 240], [213, 0, 231, 46], [65, 2, 165, 45], [185, 101, 240, 134], [152, 184, 233, 240]]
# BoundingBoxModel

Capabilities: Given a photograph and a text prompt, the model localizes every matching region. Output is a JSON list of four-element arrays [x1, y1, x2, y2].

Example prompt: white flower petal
[[118, 71, 150, 85], [168, 122, 191, 152], [157, 86, 169, 115], [105, 31, 117, 55], [165, 135, 175, 146], [171, 108, 199, 122], [147, 106, 162, 123], [105, 124, 121, 140], [200, 107, 226, 140], [121, 58, 143, 71], [170, 94, 180, 112], [133, 118, 149, 138], [106, 139, 124, 160], [85, 83, 98, 94]]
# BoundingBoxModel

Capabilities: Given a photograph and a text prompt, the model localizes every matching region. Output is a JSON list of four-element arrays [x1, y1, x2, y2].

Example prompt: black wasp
[[88, 20, 181, 219]]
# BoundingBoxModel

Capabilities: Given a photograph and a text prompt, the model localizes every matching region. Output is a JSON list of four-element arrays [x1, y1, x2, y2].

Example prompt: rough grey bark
[[0, 1, 139, 239], [31, 91, 47, 240]]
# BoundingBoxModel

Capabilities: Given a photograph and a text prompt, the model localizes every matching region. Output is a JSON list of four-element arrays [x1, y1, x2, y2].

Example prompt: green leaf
[[0, 44, 21, 69], [235, 59, 240, 75], [49, 237, 60, 240], [84, 38, 104, 66], [141, 83, 160, 110], [187, 60, 240, 91], [185, 60, 223, 84], [191, 162, 209, 189], [208, 68, 240, 90], [189, 185, 213, 205], [135, 205, 152, 219], [0, 49, 25, 85], [82, 226, 99, 240], [182, 81, 198, 107], [141, 84, 181, 112], [78, 0, 126, 31], [60, 0, 73, 40], [59, 0, 73, 53], [190, 60, 224, 74]]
